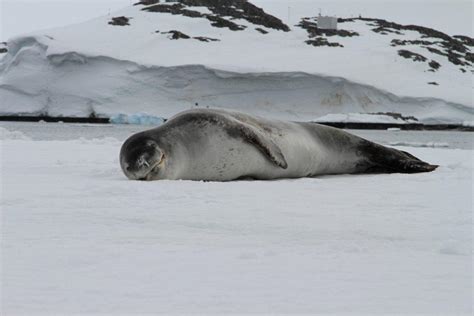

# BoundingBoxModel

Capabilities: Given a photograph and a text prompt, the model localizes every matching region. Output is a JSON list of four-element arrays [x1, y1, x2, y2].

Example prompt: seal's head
[[120, 134, 165, 181]]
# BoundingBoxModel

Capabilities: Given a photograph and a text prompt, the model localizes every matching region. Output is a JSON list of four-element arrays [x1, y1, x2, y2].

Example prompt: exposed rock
[[142, 3, 245, 31], [134, 0, 160, 5], [306, 38, 343, 48], [425, 47, 447, 56], [139, 0, 289, 32], [193, 36, 220, 42], [255, 27, 268, 34], [447, 51, 470, 66], [373, 27, 403, 35], [398, 50, 427, 62], [371, 112, 418, 122], [206, 14, 245, 31], [428, 82, 439, 85], [465, 52, 474, 63], [337, 18, 355, 23], [453, 35, 474, 47], [166, 30, 190, 40], [178, 0, 290, 32], [357, 18, 456, 45], [391, 39, 436, 47], [428, 60, 441, 71], [339, 17, 472, 71], [108, 16, 131, 26], [0, 48, 7, 54]]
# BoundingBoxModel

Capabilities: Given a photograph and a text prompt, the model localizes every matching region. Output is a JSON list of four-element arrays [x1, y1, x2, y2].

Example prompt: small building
[[317, 15, 338, 30]]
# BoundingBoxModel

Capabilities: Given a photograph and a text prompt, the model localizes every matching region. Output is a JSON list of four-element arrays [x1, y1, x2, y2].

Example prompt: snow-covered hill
[[0, 0, 472, 124]]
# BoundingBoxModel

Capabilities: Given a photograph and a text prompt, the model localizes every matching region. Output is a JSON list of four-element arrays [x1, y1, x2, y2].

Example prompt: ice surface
[[1, 125, 472, 314], [0, 126, 31, 140], [315, 113, 418, 124], [109, 113, 165, 125], [389, 141, 450, 148]]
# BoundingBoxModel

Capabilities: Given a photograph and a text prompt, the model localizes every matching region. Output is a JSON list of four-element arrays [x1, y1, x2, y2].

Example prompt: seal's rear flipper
[[358, 140, 438, 174], [365, 160, 438, 174]]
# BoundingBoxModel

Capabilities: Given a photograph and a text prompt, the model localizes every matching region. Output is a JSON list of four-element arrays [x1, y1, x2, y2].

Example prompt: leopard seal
[[119, 108, 437, 181]]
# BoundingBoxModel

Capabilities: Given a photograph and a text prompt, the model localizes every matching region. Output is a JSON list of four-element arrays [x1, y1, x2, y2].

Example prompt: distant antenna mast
[[319, 8, 322, 16], [288, 6, 291, 25]]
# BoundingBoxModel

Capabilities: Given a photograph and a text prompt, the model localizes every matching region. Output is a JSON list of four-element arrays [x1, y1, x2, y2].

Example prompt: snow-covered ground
[[1, 123, 472, 314]]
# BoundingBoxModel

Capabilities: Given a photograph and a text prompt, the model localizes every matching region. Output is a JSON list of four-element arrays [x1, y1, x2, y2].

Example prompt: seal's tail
[[358, 140, 439, 174]]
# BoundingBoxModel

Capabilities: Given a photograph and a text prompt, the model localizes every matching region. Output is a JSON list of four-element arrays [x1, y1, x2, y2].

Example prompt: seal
[[119, 109, 438, 181]]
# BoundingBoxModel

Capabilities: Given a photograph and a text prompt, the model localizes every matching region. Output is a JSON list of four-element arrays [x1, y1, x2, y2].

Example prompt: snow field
[[1, 130, 472, 314]]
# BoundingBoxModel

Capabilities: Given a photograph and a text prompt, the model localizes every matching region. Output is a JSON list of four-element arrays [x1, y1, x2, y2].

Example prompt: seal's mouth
[[138, 154, 165, 181]]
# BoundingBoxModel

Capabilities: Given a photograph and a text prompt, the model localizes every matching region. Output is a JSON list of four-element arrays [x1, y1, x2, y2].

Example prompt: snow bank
[[1, 136, 472, 314], [0, 126, 31, 140], [0, 41, 471, 123], [315, 113, 418, 124], [76, 136, 121, 145], [389, 141, 450, 148]]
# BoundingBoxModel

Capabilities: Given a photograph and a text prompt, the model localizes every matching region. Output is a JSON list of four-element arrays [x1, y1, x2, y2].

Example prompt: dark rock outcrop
[[339, 17, 472, 70], [178, 0, 290, 32], [371, 112, 418, 122], [428, 60, 441, 71], [306, 38, 343, 48], [398, 50, 427, 62], [138, 0, 289, 32], [193, 36, 220, 42], [0, 42, 7, 54], [134, 0, 160, 5], [454, 35, 474, 47], [391, 39, 436, 47], [108, 16, 131, 26], [166, 30, 191, 40], [142, 3, 245, 31], [337, 17, 473, 72], [255, 28, 268, 34]]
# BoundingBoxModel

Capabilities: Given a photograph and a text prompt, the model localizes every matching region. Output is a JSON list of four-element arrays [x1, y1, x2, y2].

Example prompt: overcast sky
[[1, 0, 132, 41]]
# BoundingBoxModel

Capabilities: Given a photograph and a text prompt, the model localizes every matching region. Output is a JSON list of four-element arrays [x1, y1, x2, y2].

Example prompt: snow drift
[[2, 125, 473, 314]]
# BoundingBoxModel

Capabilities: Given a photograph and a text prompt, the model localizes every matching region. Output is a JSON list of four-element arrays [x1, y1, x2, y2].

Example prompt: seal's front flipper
[[226, 123, 288, 169], [358, 140, 438, 174]]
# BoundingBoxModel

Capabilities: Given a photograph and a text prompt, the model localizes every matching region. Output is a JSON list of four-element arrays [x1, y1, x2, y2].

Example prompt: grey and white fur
[[120, 109, 437, 181]]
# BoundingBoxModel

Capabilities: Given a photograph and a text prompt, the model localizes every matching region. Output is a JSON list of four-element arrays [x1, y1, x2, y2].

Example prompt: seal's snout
[[120, 137, 164, 181]]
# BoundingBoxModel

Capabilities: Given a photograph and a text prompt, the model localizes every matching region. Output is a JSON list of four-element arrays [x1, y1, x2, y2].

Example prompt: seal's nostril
[[137, 155, 150, 168]]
